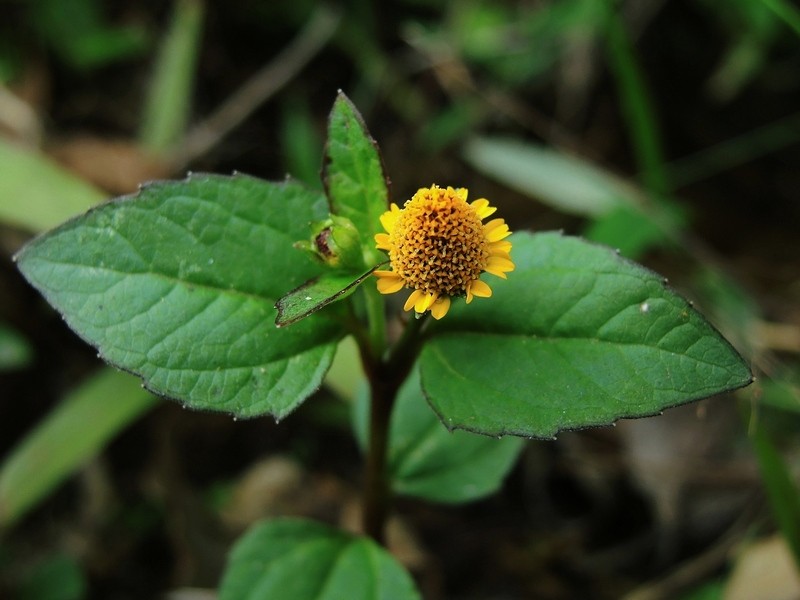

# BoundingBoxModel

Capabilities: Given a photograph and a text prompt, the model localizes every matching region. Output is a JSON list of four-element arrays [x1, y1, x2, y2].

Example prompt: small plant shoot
[[15, 92, 751, 598]]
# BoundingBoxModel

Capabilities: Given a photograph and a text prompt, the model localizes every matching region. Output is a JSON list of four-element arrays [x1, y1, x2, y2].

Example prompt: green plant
[[12, 92, 751, 598], [29, 0, 149, 71]]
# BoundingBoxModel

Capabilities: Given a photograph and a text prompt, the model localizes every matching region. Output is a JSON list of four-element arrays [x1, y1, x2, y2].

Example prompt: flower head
[[373, 185, 513, 319]]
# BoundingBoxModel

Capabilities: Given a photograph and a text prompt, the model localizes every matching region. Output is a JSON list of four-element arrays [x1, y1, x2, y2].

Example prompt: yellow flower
[[373, 185, 514, 320]]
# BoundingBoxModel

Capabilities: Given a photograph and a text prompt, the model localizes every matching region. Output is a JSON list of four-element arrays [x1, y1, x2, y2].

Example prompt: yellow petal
[[375, 272, 405, 294], [484, 218, 511, 242], [470, 279, 492, 298], [484, 269, 507, 279], [379, 203, 401, 233], [375, 232, 391, 250], [470, 198, 496, 219], [485, 255, 515, 278], [376, 278, 404, 294], [455, 188, 469, 201], [489, 250, 512, 261], [489, 240, 512, 253], [404, 289, 424, 312], [487, 255, 514, 270], [414, 291, 437, 313], [430, 296, 451, 320]]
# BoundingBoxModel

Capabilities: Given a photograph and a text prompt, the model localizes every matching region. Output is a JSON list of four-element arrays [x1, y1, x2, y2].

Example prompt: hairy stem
[[361, 314, 426, 543], [362, 370, 395, 543]]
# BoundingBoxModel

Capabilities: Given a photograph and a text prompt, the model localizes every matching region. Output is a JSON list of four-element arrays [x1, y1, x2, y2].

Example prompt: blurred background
[[1, 0, 800, 598]]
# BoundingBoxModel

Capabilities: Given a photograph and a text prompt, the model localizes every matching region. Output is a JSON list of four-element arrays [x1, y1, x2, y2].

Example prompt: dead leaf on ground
[[48, 137, 170, 195], [724, 534, 800, 600]]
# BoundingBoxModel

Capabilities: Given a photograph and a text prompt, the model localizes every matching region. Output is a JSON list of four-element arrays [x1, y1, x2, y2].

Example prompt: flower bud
[[295, 215, 363, 270]]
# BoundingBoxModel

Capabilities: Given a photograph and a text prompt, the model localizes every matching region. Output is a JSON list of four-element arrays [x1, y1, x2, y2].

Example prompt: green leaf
[[18, 552, 86, 600], [584, 204, 675, 259], [64, 27, 150, 70], [421, 231, 752, 438], [323, 92, 389, 267], [678, 580, 724, 600], [16, 174, 345, 419], [219, 518, 420, 600], [0, 369, 156, 528], [354, 367, 525, 503], [32, 0, 149, 70], [0, 139, 105, 233], [0, 323, 33, 370], [276, 267, 382, 327]]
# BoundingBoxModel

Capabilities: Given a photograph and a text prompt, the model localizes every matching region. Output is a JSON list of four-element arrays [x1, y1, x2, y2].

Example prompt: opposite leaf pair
[[15, 92, 751, 439]]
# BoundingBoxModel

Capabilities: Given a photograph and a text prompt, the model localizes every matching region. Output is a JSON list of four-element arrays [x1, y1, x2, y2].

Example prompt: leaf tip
[[273, 317, 289, 328]]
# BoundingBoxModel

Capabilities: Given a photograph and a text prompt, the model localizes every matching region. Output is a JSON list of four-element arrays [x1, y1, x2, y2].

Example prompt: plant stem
[[362, 368, 395, 544], [361, 314, 426, 543]]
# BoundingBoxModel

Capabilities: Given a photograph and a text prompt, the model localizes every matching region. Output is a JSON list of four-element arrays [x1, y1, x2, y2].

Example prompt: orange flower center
[[388, 187, 488, 296]]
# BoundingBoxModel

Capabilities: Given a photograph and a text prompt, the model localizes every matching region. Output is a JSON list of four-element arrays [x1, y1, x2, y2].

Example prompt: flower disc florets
[[373, 185, 514, 320]]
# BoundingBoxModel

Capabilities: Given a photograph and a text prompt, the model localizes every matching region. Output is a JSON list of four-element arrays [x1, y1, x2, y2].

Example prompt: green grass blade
[[0, 369, 157, 529], [761, 0, 800, 37], [139, 0, 204, 155], [601, 3, 668, 197], [0, 140, 105, 233], [280, 97, 324, 189], [666, 112, 800, 187], [751, 420, 800, 569]]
